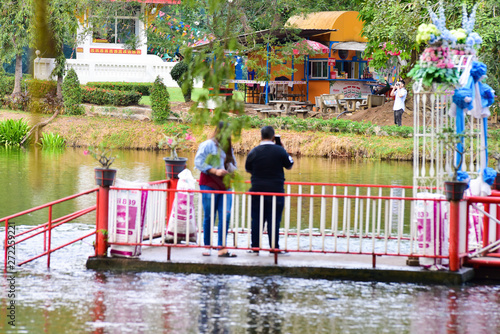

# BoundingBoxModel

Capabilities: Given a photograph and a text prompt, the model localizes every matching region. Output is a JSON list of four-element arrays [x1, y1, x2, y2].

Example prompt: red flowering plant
[[158, 123, 195, 159]]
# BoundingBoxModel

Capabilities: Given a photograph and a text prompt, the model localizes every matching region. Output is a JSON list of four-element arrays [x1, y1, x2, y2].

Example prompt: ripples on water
[[1, 149, 500, 333], [2, 225, 500, 333]]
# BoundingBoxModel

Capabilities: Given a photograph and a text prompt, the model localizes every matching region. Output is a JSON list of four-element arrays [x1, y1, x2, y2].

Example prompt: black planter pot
[[95, 168, 117, 187], [444, 181, 468, 201], [493, 174, 500, 191], [164, 157, 187, 179]]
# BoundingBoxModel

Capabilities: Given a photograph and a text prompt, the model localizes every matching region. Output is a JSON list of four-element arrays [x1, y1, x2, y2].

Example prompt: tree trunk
[[183, 86, 192, 102], [20, 108, 61, 146], [12, 54, 23, 96], [57, 74, 63, 99]]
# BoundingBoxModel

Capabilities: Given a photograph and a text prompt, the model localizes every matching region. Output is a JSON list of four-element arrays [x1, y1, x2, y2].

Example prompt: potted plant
[[438, 127, 470, 201], [158, 124, 194, 179], [84, 145, 117, 186]]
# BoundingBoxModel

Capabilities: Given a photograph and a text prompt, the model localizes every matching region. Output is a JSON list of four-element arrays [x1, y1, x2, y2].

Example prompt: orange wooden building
[[231, 11, 375, 104]]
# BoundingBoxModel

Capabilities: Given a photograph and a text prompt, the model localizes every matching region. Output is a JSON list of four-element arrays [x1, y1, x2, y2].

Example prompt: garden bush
[[26, 79, 57, 99], [150, 76, 171, 124], [81, 87, 142, 106], [86, 82, 152, 96], [240, 115, 414, 138], [0, 119, 30, 146], [171, 61, 191, 102], [0, 75, 15, 97], [62, 69, 84, 115]]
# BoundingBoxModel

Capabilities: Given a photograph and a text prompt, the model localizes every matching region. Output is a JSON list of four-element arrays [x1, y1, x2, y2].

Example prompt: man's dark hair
[[400, 79, 405, 86], [261, 126, 275, 140]]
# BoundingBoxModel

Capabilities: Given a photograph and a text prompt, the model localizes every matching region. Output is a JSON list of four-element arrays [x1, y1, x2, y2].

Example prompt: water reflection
[[0, 147, 414, 223], [247, 278, 283, 334], [4, 148, 500, 333]]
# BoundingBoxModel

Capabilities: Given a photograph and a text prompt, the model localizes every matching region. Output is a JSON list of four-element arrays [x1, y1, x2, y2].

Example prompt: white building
[[34, 0, 188, 87]]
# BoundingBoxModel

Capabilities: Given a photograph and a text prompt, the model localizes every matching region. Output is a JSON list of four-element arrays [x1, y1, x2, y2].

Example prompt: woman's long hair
[[212, 122, 235, 168]]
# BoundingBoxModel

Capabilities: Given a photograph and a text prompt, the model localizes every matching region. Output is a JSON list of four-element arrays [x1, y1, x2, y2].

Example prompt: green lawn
[[139, 87, 245, 106]]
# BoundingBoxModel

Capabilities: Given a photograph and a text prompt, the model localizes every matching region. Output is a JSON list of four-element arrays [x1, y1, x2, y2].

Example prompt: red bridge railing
[[2, 189, 98, 271]]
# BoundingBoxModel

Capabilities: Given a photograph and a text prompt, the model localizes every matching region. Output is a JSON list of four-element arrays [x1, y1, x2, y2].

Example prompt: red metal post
[[497, 205, 500, 253], [482, 203, 490, 252], [449, 200, 460, 272], [47, 206, 52, 268], [166, 179, 179, 229], [96, 185, 110, 257]]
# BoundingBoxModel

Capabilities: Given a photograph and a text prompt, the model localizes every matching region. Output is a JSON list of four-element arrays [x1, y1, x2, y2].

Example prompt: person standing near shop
[[245, 126, 294, 255], [195, 122, 237, 257], [391, 79, 407, 126]]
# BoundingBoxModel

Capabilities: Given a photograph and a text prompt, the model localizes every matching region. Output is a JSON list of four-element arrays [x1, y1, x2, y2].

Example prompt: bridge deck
[[87, 246, 474, 285]]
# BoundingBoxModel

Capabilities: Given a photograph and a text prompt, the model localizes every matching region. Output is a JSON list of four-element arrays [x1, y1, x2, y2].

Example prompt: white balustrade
[[107, 183, 455, 261], [33, 57, 202, 87]]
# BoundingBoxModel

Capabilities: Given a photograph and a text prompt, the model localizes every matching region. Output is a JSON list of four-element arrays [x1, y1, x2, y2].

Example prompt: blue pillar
[[265, 43, 270, 104], [306, 55, 309, 102]]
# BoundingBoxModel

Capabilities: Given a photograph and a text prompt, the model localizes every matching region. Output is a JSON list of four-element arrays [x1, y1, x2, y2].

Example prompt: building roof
[[287, 11, 367, 43]]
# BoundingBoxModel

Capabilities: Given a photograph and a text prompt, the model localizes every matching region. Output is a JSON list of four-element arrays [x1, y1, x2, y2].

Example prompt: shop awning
[[331, 41, 366, 52]]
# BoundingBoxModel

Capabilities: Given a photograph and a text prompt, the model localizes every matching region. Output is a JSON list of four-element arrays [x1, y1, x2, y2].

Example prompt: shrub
[[4, 92, 30, 111], [0, 75, 15, 97], [0, 119, 30, 146], [171, 61, 191, 102], [62, 69, 84, 115], [240, 114, 414, 138], [86, 82, 152, 96], [150, 76, 171, 124], [26, 79, 57, 99], [81, 87, 142, 106]]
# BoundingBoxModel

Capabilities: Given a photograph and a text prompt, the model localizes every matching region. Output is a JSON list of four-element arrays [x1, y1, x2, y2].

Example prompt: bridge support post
[[166, 179, 179, 227], [96, 185, 110, 257], [449, 200, 461, 271]]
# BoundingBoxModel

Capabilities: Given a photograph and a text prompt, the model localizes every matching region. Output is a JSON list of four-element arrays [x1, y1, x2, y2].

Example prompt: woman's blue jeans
[[200, 185, 232, 247]]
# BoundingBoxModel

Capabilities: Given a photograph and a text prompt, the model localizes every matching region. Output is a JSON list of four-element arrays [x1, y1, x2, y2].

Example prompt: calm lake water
[[1, 147, 500, 333]]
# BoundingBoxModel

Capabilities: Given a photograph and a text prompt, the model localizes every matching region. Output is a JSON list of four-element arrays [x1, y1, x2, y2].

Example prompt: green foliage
[[39, 132, 66, 148], [26, 79, 58, 99], [0, 0, 31, 96], [4, 92, 30, 111], [86, 82, 152, 96], [150, 76, 172, 124], [240, 115, 413, 138], [171, 61, 192, 102], [0, 119, 30, 146], [407, 65, 459, 88], [359, 0, 426, 75], [170, 62, 188, 83], [62, 69, 84, 115], [81, 87, 142, 106], [0, 75, 15, 97], [85, 144, 116, 169], [162, 123, 191, 137]]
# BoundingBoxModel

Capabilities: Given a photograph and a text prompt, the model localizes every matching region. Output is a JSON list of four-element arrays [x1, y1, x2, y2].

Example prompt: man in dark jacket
[[245, 126, 294, 255]]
